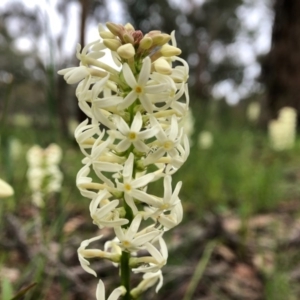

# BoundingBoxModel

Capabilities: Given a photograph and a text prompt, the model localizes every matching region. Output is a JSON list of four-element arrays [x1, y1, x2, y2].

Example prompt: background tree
[[123, 0, 244, 104], [261, 0, 300, 124]]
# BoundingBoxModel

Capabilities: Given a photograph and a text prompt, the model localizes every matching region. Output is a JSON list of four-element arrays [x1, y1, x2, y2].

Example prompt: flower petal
[[138, 57, 151, 85], [130, 112, 142, 132], [123, 63, 137, 88]]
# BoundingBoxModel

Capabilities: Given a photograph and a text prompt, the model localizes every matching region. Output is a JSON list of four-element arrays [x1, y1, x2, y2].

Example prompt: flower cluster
[[26, 144, 63, 207], [268, 107, 297, 151], [59, 22, 189, 299]]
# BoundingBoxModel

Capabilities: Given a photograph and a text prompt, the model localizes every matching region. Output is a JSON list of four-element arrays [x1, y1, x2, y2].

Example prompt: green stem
[[120, 99, 141, 300], [121, 198, 133, 299], [121, 251, 131, 300]]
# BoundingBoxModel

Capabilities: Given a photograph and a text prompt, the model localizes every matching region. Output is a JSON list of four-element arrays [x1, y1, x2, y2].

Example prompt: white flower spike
[[59, 21, 189, 299]]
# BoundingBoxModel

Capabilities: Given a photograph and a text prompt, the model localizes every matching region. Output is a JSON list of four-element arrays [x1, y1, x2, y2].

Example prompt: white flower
[[149, 72, 185, 111], [78, 235, 121, 277], [26, 145, 43, 167], [26, 144, 63, 205], [154, 175, 182, 212], [78, 235, 103, 277], [114, 214, 161, 252], [104, 238, 122, 267], [75, 77, 95, 118], [118, 57, 167, 113], [44, 144, 62, 166], [82, 136, 122, 174], [96, 280, 126, 300], [27, 168, 45, 191], [170, 83, 189, 115], [130, 270, 164, 298], [158, 134, 190, 173], [90, 190, 129, 228], [76, 165, 99, 199], [132, 237, 168, 273], [158, 201, 183, 230], [76, 41, 105, 63], [116, 153, 160, 213], [58, 66, 90, 84], [144, 115, 183, 166], [0, 178, 14, 198], [110, 112, 156, 153], [75, 119, 104, 157]]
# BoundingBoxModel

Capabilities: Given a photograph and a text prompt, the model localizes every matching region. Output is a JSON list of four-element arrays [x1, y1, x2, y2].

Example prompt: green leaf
[[1, 278, 13, 300], [10, 282, 37, 300]]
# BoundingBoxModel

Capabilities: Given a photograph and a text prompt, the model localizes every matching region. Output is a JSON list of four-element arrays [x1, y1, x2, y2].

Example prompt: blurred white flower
[[247, 102, 260, 122], [278, 107, 297, 124], [68, 118, 79, 136], [9, 138, 22, 160], [26, 144, 63, 207], [179, 109, 195, 144], [11, 113, 32, 128], [0, 178, 14, 198], [198, 131, 213, 149], [268, 106, 297, 151]]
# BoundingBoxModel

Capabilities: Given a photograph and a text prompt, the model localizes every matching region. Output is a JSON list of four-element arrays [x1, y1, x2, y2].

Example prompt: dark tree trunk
[[77, 0, 89, 124], [262, 0, 300, 124]]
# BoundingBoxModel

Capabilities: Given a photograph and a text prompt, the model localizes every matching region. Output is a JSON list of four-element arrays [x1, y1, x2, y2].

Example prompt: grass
[[1, 99, 300, 299]]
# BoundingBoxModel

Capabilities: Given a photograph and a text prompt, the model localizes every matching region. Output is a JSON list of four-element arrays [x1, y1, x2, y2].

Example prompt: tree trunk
[[77, 0, 89, 123], [262, 0, 300, 124]]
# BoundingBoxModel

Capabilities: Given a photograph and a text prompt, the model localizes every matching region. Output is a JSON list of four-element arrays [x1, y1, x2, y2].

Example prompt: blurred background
[[1, 0, 300, 299]]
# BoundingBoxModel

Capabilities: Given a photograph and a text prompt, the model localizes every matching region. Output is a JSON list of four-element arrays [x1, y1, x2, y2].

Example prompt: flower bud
[[154, 57, 172, 75], [152, 34, 171, 46], [106, 22, 123, 36], [117, 43, 135, 59], [103, 38, 121, 51], [132, 30, 144, 44], [160, 44, 181, 57], [123, 32, 134, 44], [147, 30, 161, 36], [139, 37, 153, 50], [124, 23, 135, 31], [99, 31, 116, 39]]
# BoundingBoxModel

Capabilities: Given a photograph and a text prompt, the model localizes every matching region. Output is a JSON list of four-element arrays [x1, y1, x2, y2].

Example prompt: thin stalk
[[121, 251, 131, 300], [183, 240, 217, 300], [121, 196, 133, 299]]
